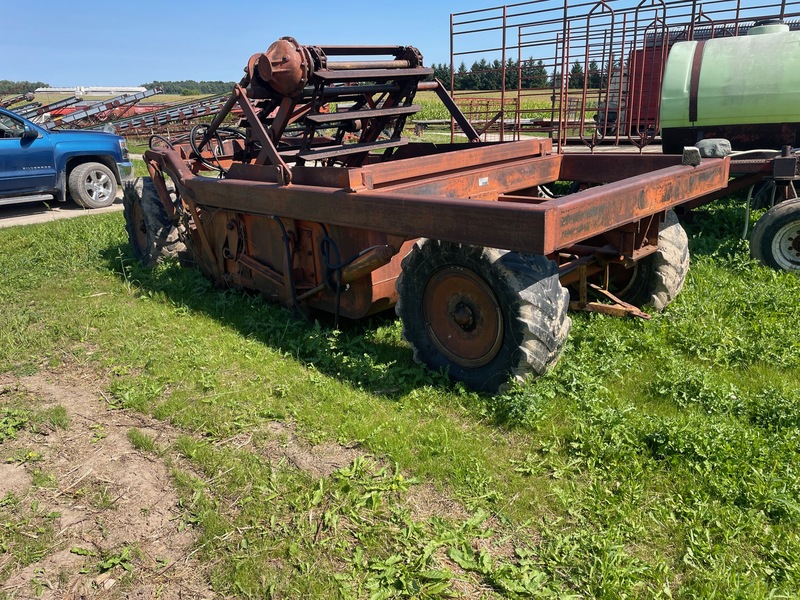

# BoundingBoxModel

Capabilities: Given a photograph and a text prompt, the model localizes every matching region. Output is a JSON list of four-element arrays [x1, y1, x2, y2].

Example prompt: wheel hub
[[452, 302, 476, 329], [87, 170, 112, 202], [772, 220, 800, 269], [423, 266, 503, 368]]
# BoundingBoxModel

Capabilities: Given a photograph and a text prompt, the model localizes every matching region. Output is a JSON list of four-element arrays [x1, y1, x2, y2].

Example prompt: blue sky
[[2, 0, 503, 86]]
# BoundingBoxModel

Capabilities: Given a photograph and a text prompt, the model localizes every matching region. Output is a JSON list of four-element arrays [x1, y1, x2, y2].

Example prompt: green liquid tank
[[660, 21, 800, 152]]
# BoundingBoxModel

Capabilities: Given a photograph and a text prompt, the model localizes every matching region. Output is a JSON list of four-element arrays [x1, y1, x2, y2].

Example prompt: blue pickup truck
[[0, 106, 133, 209]]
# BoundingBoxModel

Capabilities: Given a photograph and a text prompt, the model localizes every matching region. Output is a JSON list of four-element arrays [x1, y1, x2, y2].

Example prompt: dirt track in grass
[[0, 370, 214, 599]]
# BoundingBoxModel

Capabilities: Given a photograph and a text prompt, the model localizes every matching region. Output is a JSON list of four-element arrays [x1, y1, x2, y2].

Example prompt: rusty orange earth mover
[[123, 37, 731, 392]]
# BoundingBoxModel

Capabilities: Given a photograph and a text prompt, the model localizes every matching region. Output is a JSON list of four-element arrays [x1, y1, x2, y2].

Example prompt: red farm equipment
[[448, 0, 800, 272], [123, 36, 740, 392]]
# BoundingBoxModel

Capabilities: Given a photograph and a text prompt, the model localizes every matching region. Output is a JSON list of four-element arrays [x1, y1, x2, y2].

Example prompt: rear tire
[[615, 210, 690, 311], [123, 177, 184, 267], [750, 198, 800, 271], [68, 162, 117, 208], [395, 240, 571, 392]]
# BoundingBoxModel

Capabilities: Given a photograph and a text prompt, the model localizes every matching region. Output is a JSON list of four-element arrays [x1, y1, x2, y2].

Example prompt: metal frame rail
[[14, 96, 82, 119], [47, 88, 163, 129], [0, 92, 34, 108], [95, 94, 229, 134], [449, 0, 800, 150]]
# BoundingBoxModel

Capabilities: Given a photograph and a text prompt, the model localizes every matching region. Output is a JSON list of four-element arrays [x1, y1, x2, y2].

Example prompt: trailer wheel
[[123, 177, 184, 267], [68, 162, 117, 209], [396, 240, 571, 392], [750, 198, 800, 271], [614, 210, 690, 311]]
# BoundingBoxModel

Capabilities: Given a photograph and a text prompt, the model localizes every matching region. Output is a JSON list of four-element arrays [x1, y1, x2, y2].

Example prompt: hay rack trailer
[[449, 0, 800, 272], [124, 37, 730, 392]]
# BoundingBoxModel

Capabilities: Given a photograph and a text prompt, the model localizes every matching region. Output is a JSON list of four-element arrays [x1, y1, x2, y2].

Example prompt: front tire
[[750, 198, 800, 271], [68, 162, 117, 208], [395, 240, 571, 393], [123, 177, 183, 267]]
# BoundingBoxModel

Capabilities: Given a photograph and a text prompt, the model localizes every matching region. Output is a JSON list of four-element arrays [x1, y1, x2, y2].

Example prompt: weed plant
[[0, 193, 799, 597]]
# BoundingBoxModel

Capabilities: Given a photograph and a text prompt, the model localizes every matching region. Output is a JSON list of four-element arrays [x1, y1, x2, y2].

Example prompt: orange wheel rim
[[422, 266, 503, 368]]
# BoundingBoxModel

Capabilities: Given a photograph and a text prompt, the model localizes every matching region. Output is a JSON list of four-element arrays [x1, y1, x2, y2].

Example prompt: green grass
[[0, 493, 60, 582], [127, 428, 161, 455], [0, 195, 799, 597], [0, 387, 69, 442]]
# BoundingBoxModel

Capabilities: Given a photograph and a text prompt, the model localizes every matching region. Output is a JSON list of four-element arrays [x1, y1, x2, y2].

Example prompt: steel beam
[[180, 156, 729, 256]]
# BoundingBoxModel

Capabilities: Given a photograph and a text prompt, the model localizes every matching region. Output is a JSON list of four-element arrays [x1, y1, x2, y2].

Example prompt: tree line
[[429, 59, 605, 91], [2, 61, 607, 99], [139, 80, 237, 95], [0, 79, 236, 96], [0, 80, 49, 94]]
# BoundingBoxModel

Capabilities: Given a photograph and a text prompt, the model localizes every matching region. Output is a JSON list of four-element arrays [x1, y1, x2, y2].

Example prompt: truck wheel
[[123, 177, 183, 267], [395, 240, 571, 393], [750, 198, 800, 271], [614, 210, 690, 311], [68, 162, 117, 208]]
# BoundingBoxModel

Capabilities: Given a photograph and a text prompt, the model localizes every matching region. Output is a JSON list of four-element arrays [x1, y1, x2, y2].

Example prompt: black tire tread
[[122, 177, 184, 267], [618, 210, 689, 311], [750, 198, 800, 271], [395, 239, 570, 391], [68, 162, 117, 209]]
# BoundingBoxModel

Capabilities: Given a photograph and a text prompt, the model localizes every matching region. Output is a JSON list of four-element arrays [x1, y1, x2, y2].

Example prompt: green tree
[[472, 59, 490, 90], [454, 62, 472, 90], [488, 59, 503, 90], [431, 63, 452, 88], [139, 80, 236, 95], [569, 60, 585, 89], [505, 58, 519, 90], [521, 59, 548, 88], [0, 80, 49, 94], [588, 60, 602, 89]]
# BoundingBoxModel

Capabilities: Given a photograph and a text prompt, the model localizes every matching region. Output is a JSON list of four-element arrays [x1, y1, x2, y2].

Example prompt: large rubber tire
[[395, 240, 571, 393], [615, 210, 690, 311], [68, 162, 117, 208], [123, 177, 184, 267], [750, 198, 800, 271]]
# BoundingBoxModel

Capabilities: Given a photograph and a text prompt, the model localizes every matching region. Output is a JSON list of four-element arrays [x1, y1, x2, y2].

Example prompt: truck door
[[0, 112, 57, 195]]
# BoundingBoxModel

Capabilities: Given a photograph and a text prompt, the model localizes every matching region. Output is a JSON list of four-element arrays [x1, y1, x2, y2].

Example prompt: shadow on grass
[[680, 192, 757, 259], [100, 243, 448, 399]]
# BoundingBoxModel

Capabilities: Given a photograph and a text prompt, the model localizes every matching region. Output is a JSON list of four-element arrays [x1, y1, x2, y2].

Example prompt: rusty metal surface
[[164, 151, 729, 256], [139, 34, 744, 324], [559, 153, 682, 183], [663, 124, 800, 154], [547, 157, 730, 253], [423, 266, 503, 367], [362, 139, 552, 189], [0, 92, 34, 109], [259, 38, 311, 96], [228, 41, 436, 171]]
